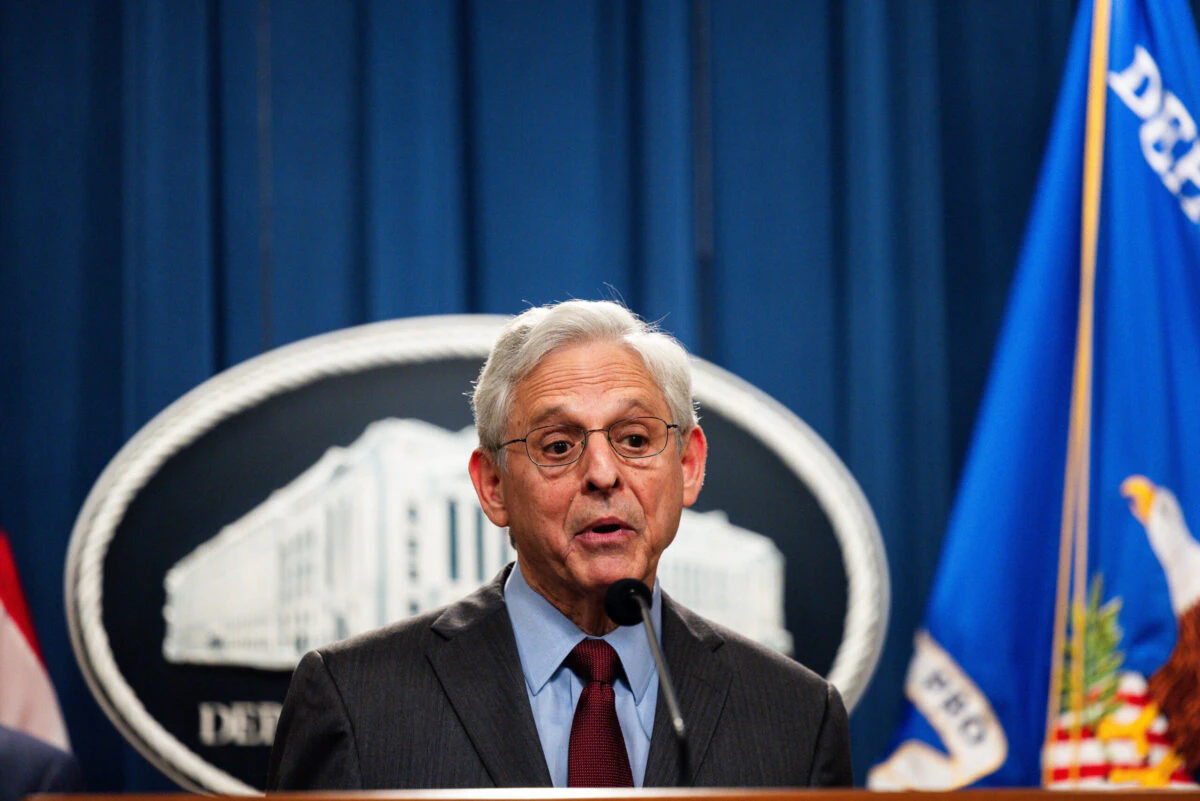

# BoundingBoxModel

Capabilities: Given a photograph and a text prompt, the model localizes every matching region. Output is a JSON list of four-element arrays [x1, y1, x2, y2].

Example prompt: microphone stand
[[606, 579, 691, 787], [629, 588, 691, 787]]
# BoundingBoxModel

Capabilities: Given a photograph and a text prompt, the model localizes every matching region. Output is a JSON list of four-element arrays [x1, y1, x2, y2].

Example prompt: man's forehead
[[508, 343, 670, 425]]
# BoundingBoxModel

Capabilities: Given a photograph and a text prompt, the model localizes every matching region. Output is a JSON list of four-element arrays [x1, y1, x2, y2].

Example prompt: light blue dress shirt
[[504, 561, 662, 787]]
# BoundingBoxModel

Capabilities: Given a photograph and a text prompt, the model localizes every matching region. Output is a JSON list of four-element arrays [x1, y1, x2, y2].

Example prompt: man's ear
[[469, 448, 510, 528], [680, 424, 707, 507]]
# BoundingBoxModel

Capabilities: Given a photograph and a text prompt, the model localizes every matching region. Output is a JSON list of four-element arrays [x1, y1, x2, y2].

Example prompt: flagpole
[[1043, 0, 1111, 786]]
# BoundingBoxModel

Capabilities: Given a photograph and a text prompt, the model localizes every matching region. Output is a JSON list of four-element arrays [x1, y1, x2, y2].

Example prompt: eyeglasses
[[499, 416, 680, 467]]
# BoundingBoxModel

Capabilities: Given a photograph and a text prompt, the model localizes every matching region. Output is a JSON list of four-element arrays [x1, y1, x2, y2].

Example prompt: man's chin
[[570, 555, 651, 595]]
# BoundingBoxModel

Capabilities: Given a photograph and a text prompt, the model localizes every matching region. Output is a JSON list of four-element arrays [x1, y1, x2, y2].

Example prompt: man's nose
[[580, 431, 621, 490]]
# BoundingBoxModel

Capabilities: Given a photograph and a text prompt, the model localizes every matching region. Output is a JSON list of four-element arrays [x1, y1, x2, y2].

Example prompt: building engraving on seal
[[162, 418, 791, 670]]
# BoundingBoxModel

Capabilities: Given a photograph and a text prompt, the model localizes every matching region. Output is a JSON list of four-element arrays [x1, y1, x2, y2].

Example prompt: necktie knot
[[567, 639, 622, 685]]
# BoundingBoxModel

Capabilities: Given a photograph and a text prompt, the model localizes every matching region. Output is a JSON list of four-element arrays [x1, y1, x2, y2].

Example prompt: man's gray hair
[[472, 300, 698, 453]]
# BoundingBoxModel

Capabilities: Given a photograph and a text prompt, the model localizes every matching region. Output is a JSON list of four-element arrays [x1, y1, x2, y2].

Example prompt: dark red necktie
[[565, 639, 634, 787]]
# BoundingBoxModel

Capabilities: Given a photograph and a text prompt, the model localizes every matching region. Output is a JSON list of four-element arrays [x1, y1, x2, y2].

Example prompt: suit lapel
[[644, 594, 731, 786], [425, 571, 552, 787]]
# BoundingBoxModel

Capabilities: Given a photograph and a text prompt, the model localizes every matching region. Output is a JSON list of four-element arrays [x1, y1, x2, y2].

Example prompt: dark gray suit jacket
[[268, 568, 852, 789], [0, 725, 85, 801]]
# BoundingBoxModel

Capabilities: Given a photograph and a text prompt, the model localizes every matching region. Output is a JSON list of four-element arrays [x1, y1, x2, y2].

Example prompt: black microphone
[[604, 578, 690, 785]]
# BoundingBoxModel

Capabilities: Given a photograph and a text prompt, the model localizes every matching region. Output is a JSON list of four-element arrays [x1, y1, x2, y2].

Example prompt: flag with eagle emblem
[[869, 0, 1200, 788]]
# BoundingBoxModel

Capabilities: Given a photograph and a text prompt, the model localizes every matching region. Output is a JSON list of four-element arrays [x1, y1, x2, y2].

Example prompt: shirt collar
[[505, 560, 662, 704]]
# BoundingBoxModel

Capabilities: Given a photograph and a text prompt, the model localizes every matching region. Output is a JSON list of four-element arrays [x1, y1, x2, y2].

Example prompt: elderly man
[[268, 300, 852, 789]]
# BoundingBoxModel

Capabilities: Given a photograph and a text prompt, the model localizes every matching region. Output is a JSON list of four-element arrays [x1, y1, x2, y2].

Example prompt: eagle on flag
[[1121, 476, 1200, 774]]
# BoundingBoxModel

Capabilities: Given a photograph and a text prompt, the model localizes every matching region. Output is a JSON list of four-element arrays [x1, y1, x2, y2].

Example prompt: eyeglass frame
[[497, 415, 681, 467]]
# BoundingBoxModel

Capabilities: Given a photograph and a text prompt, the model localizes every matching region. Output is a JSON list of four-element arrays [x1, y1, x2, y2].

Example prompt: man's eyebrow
[[525, 399, 657, 428], [526, 405, 567, 428]]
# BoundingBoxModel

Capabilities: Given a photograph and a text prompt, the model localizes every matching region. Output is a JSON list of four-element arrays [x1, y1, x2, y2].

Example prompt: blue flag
[[869, 0, 1200, 788]]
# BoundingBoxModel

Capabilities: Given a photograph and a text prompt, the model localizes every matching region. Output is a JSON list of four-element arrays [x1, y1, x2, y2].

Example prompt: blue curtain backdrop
[[0, 0, 1128, 789]]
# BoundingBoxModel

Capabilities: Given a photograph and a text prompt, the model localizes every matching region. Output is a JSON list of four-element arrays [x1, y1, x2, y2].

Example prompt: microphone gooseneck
[[604, 578, 690, 785]]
